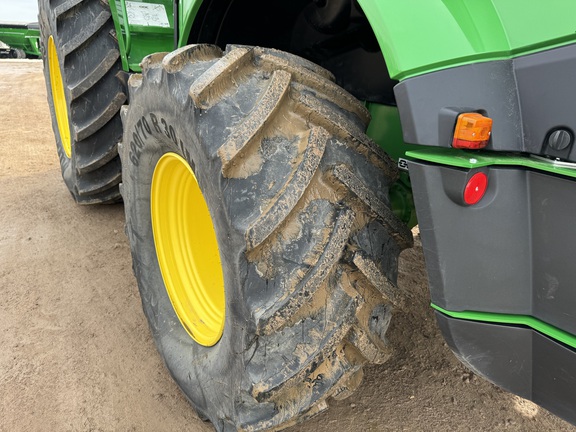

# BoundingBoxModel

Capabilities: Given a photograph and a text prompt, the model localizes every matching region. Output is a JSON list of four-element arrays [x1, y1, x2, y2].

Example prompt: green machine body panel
[[358, 0, 576, 80], [178, 0, 202, 50], [111, 0, 576, 80], [0, 24, 41, 57], [108, 0, 202, 71], [109, 0, 175, 71], [407, 148, 576, 180]]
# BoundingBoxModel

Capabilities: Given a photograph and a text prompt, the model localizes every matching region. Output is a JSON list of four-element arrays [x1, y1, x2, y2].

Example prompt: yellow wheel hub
[[151, 152, 225, 346], [47, 36, 71, 158]]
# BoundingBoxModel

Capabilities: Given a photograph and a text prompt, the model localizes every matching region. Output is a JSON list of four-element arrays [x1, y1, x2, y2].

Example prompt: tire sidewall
[[122, 85, 251, 425]]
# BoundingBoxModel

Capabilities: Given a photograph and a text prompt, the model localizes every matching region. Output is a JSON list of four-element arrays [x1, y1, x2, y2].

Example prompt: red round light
[[464, 172, 488, 205]]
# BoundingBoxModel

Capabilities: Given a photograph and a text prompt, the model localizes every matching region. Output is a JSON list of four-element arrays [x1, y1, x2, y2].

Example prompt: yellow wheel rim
[[47, 36, 71, 158], [151, 153, 225, 346]]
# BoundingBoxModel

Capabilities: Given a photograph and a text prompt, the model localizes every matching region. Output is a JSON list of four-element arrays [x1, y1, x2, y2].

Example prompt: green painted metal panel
[[110, 0, 175, 72], [358, 0, 576, 80], [179, 0, 203, 48], [107, 0, 202, 71], [433, 304, 576, 350], [366, 103, 421, 162], [111, 0, 576, 79], [0, 25, 41, 57], [406, 148, 576, 180]]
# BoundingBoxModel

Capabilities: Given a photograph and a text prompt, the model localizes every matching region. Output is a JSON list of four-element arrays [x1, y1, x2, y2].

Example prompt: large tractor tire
[[39, 0, 125, 204], [121, 44, 412, 431]]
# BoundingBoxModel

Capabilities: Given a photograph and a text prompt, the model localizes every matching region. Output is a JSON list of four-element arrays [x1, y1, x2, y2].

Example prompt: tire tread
[[40, 0, 124, 203], [120, 44, 412, 431]]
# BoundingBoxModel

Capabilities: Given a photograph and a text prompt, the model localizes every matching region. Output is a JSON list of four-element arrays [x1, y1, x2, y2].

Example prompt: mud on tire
[[39, 0, 125, 204], [121, 44, 412, 431]]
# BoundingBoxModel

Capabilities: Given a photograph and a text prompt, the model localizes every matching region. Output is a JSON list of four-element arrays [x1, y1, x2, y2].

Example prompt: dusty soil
[[1, 60, 574, 432]]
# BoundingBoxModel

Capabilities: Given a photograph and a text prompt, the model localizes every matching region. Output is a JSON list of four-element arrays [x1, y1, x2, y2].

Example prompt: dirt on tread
[[120, 44, 411, 431]]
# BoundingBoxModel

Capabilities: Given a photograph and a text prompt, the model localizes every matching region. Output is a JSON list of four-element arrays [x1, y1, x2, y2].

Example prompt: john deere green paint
[[0, 23, 41, 58]]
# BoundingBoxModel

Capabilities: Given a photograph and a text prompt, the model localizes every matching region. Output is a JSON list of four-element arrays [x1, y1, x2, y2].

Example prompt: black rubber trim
[[437, 312, 576, 427]]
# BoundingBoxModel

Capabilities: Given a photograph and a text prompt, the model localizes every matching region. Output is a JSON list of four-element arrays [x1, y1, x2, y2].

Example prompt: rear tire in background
[[11, 48, 26, 59], [121, 44, 412, 431], [38, 0, 125, 204]]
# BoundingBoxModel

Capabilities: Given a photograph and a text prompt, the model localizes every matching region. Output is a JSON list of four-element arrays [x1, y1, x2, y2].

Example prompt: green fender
[[177, 0, 576, 80], [358, 0, 576, 80], [114, 1, 576, 79]]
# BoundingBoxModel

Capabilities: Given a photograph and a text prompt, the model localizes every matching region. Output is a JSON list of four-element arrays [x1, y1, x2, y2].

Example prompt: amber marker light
[[452, 112, 493, 149]]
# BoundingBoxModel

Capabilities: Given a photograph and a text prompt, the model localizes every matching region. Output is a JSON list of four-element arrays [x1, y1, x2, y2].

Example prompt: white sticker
[[125, 1, 170, 28]]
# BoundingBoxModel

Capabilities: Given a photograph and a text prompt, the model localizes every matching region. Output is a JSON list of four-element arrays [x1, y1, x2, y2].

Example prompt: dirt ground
[[1, 59, 575, 432]]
